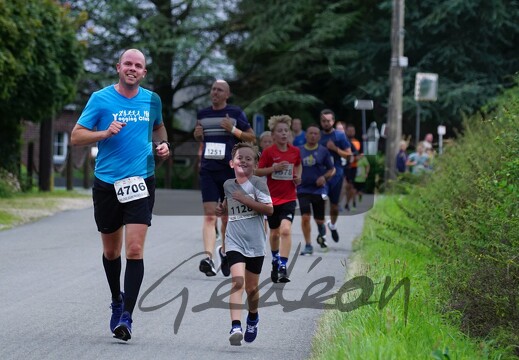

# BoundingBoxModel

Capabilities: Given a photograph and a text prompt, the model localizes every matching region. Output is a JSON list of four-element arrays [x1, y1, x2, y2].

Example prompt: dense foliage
[[227, 0, 519, 138], [71, 0, 235, 131], [383, 84, 519, 353], [0, 0, 85, 175]]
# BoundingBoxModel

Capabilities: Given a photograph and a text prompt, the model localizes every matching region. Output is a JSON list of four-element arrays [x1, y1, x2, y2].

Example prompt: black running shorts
[[267, 200, 296, 229], [226, 251, 265, 275], [92, 176, 155, 234], [199, 167, 235, 203], [297, 193, 326, 221]]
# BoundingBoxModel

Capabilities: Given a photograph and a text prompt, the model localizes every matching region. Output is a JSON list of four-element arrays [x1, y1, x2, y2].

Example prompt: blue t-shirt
[[197, 105, 250, 172], [292, 131, 306, 146], [396, 150, 407, 173], [297, 144, 334, 195], [319, 130, 351, 181], [77, 85, 163, 184]]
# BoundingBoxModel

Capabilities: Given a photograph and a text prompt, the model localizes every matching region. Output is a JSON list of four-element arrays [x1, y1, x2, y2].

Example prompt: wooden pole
[[384, 0, 405, 185]]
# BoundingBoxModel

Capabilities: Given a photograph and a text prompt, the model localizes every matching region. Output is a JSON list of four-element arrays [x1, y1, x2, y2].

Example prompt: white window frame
[[53, 132, 69, 165]]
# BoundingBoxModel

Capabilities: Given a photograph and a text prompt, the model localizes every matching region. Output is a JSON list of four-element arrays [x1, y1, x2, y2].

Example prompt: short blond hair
[[268, 115, 292, 131], [231, 142, 259, 162], [259, 131, 272, 141]]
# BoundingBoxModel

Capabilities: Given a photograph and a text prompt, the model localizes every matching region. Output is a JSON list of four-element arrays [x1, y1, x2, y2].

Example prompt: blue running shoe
[[300, 244, 313, 255], [109, 292, 124, 333], [113, 311, 132, 341], [229, 325, 243, 346], [244, 315, 259, 343]]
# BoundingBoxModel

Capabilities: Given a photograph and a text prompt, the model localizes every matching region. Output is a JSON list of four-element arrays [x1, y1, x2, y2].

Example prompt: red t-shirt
[[258, 144, 301, 205]]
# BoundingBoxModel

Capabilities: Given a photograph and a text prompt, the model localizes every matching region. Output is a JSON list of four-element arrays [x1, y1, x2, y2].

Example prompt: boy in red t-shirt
[[256, 115, 301, 283]]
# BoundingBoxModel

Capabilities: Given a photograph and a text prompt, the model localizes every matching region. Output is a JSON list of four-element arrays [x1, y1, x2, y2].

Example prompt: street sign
[[354, 100, 374, 153], [437, 125, 446, 135], [414, 73, 438, 101], [252, 113, 265, 138], [354, 99, 374, 110]]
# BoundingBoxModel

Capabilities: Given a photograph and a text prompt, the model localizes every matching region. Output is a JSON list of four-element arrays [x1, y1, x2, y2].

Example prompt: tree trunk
[[39, 117, 54, 191], [0, 117, 22, 179]]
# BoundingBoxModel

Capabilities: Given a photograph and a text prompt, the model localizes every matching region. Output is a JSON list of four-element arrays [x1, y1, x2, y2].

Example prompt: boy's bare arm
[[232, 191, 273, 216]]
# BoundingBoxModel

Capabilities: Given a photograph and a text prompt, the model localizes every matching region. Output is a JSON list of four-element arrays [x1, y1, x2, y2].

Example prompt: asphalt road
[[0, 190, 371, 360]]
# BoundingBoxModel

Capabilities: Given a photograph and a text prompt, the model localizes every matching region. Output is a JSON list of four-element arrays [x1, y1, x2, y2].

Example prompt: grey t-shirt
[[224, 176, 272, 257]]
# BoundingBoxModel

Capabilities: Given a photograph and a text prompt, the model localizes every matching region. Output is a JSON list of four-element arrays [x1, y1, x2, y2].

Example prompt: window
[[53, 132, 69, 165]]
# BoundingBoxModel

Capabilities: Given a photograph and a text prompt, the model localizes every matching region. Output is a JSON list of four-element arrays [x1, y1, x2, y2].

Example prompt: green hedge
[[391, 86, 519, 354]]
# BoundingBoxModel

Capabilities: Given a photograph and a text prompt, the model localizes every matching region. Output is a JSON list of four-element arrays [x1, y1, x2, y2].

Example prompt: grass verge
[[0, 190, 90, 231], [310, 196, 512, 360]]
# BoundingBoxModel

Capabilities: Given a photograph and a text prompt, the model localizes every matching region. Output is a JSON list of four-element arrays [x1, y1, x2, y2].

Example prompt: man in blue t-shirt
[[291, 118, 306, 146], [297, 124, 335, 255], [71, 49, 170, 342], [319, 109, 352, 243], [193, 80, 256, 277]]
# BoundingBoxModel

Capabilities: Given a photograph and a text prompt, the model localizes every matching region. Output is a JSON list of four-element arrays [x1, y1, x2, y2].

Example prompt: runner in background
[[256, 115, 301, 283], [193, 80, 256, 277], [319, 109, 351, 243]]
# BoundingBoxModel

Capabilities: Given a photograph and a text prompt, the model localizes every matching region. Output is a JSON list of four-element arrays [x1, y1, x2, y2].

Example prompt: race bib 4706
[[114, 176, 149, 203]]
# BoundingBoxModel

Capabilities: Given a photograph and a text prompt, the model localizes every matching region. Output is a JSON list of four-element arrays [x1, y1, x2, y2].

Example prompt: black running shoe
[[316, 234, 328, 249], [199, 257, 217, 276], [327, 221, 339, 242], [278, 265, 291, 283], [217, 245, 230, 277], [271, 261, 279, 283]]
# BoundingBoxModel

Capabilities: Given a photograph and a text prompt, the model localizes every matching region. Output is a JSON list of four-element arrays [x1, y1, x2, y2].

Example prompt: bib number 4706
[[114, 176, 149, 203]]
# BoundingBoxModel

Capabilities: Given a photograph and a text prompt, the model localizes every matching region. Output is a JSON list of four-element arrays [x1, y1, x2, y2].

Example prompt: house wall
[[21, 110, 201, 189]]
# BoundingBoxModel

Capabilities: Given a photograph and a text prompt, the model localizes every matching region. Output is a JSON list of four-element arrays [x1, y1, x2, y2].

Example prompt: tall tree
[[73, 0, 237, 127], [0, 0, 85, 177], [226, 0, 360, 121], [71, 0, 236, 187], [227, 0, 519, 138]]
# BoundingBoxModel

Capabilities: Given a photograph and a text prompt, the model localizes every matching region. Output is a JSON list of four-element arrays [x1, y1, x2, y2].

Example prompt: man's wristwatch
[[159, 140, 171, 150]]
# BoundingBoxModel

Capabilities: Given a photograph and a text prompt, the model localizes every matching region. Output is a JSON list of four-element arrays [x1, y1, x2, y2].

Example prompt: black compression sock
[[102, 255, 121, 300], [123, 258, 144, 314]]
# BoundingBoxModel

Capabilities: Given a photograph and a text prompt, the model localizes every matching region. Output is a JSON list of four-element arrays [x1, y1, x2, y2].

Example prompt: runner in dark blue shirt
[[193, 80, 256, 277]]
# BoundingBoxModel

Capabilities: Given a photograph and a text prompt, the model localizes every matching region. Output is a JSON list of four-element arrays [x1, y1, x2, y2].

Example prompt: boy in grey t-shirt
[[216, 143, 273, 346]]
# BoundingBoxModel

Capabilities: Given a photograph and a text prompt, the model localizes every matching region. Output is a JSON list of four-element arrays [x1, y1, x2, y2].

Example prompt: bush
[[364, 153, 385, 193], [0, 169, 21, 198], [384, 84, 519, 355]]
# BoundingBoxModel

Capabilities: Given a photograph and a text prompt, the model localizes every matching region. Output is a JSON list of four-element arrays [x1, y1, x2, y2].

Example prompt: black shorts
[[92, 176, 155, 234], [297, 193, 326, 220], [226, 251, 264, 275], [345, 167, 357, 183], [267, 201, 296, 229], [353, 181, 366, 192], [199, 167, 235, 203]]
